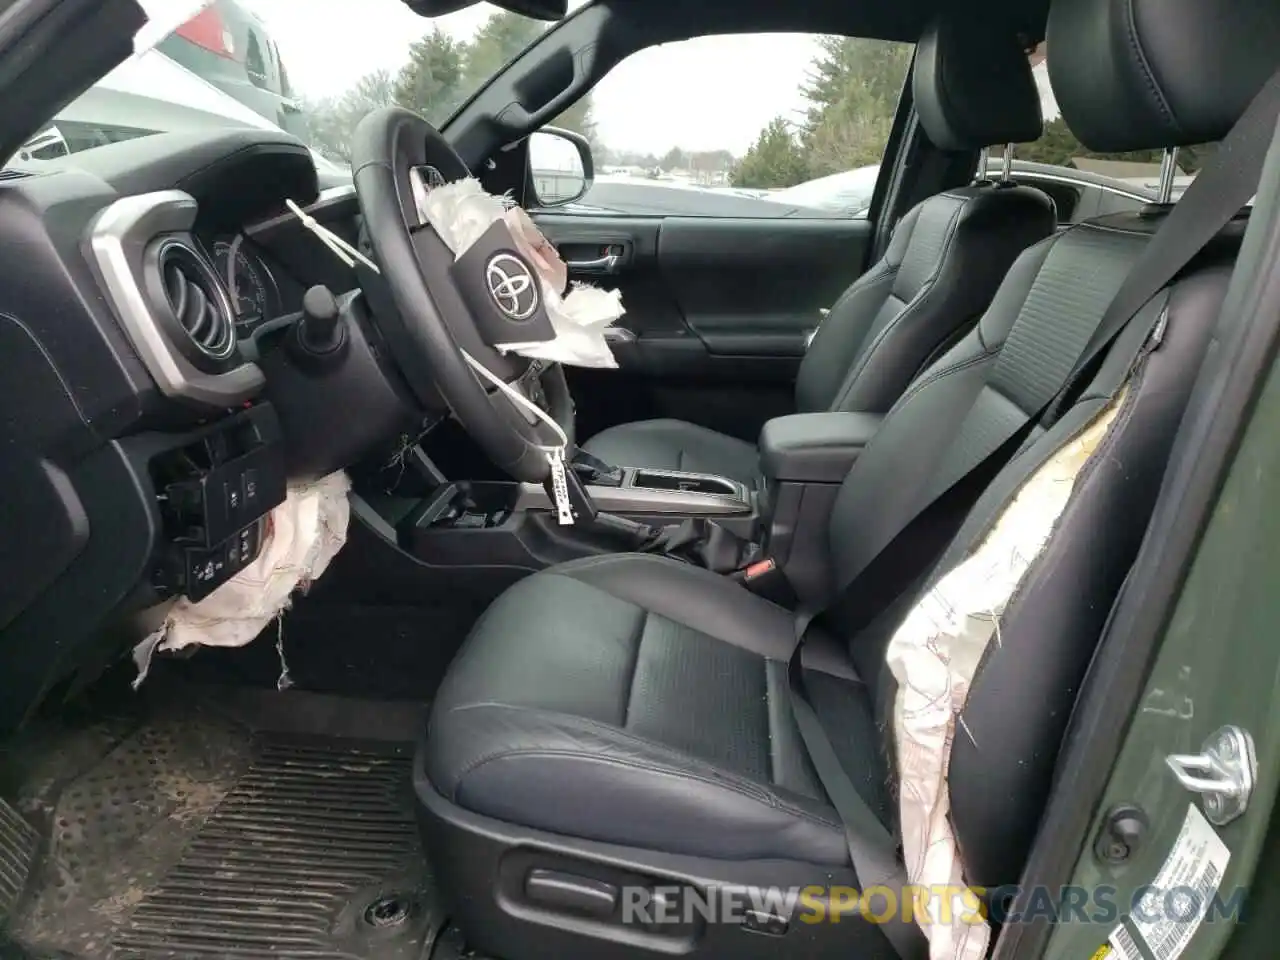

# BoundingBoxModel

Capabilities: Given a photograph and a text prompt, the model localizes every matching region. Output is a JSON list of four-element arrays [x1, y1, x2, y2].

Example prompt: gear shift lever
[[570, 448, 624, 487]]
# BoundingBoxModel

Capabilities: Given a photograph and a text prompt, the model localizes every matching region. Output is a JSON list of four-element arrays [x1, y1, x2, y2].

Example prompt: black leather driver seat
[[418, 3, 1280, 960], [582, 19, 1055, 485]]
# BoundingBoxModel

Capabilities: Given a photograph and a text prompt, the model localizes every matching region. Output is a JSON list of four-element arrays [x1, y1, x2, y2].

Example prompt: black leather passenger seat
[[582, 17, 1056, 484]]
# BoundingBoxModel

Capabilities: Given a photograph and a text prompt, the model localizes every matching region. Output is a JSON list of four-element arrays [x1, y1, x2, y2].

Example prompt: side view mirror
[[18, 126, 69, 162], [527, 126, 594, 208]]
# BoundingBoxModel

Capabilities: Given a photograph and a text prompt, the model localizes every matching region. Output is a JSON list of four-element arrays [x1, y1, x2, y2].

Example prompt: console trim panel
[[517, 471, 752, 517]]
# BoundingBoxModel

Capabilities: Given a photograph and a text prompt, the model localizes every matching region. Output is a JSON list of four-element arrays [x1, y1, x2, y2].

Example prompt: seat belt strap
[[786, 615, 928, 959], [786, 65, 1280, 960], [825, 62, 1280, 638]]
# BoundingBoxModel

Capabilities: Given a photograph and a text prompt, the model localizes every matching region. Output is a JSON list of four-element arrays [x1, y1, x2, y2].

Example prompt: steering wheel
[[349, 106, 574, 482]]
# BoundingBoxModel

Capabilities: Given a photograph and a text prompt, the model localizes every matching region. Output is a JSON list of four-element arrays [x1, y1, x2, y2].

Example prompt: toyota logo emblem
[[485, 253, 539, 320]]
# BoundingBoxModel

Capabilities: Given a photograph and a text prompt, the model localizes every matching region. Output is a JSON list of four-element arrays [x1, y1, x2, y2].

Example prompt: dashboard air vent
[[157, 242, 236, 362]]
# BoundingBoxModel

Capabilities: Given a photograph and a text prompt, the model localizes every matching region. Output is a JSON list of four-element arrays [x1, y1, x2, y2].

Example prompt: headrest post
[[976, 146, 990, 182], [1000, 143, 1015, 183], [1157, 147, 1180, 204]]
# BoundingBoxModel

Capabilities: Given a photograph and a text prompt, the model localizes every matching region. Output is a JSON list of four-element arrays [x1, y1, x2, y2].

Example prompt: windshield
[[11, 0, 583, 170]]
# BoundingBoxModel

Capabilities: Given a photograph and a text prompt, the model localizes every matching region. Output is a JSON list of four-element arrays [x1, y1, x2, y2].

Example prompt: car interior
[[579, 18, 1057, 485], [1, 0, 1279, 958]]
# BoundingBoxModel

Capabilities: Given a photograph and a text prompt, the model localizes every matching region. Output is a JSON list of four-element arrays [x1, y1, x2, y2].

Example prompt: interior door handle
[[566, 253, 620, 274]]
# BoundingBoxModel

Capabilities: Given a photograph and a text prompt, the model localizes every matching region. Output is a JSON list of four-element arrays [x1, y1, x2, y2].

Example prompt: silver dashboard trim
[[88, 190, 265, 407]]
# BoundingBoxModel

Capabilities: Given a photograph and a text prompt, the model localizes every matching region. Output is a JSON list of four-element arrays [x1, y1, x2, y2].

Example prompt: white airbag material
[[132, 471, 351, 687], [887, 394, 1125, 960]]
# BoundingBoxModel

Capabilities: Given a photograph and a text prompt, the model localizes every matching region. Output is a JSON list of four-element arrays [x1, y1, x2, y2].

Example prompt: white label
[[1108, 924, 1145, 960], [547, 449, 574, 525], [1131, 804, 1230, 960]]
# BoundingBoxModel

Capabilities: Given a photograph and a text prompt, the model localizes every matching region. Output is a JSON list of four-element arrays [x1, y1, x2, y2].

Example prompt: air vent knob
[[297, 285, 344, 355]]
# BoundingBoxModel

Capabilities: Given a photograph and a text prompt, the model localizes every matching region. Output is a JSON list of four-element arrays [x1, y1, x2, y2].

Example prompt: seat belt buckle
[[735, 558, 798, 606]]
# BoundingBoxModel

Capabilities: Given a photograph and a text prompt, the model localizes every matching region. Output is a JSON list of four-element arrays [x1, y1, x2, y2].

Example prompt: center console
[[353, 412, 886, 602], [756, 411, 884, 601], [364, 449, 758, 575]]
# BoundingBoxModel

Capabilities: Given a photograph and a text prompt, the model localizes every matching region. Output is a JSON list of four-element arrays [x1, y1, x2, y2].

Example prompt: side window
[[533, 33, 913, 219], [245, 32, 269, 89], [1007, 45, 1212, 220]]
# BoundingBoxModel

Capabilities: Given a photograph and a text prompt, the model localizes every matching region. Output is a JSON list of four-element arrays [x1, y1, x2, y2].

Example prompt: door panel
[[534, 211, 873, 443]]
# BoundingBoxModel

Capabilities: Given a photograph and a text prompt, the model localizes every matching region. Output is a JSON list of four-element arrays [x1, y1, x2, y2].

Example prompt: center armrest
[[759, 412, 885, 484]]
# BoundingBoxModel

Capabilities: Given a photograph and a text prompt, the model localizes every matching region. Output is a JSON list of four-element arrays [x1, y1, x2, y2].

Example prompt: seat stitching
[[456, 748, 845, 833], [805, 267, 897, 407], [444, 701, 843, 831], [1122, 0, 1177, 133], [832, 197, 968, 410], [622, 608, 647, 727], [814, 264, 898, 338], [961, 382, 1144, 690], [887, 351, 994, 411], [1069, 220, 1153, 238], [553, 554, 683, 575]]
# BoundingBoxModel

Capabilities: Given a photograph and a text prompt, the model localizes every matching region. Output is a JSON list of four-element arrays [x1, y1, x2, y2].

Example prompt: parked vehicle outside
[[156, 0, 309, 142], [767, 164, 881, 217], [9, 28, 350, 186], [557, 158, 1162, 223]]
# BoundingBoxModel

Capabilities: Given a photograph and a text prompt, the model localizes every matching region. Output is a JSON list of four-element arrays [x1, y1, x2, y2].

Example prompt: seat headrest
[[1047, 0, 1280, 152], [912, 18, 1044, 152]]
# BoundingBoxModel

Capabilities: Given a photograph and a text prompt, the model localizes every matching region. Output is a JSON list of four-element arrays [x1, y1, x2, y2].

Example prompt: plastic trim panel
[[87, 190, 264, 407]]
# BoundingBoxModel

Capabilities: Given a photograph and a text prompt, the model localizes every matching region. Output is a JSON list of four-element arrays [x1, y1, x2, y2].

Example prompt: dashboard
[[0, 126, 409, 733]]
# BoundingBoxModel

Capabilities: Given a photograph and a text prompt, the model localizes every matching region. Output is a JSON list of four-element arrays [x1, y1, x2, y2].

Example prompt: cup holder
[[632, 470, 739, 497]]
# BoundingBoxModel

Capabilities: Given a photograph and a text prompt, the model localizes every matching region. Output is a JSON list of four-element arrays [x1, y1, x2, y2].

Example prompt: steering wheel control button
[[448, 220, 554, 348]]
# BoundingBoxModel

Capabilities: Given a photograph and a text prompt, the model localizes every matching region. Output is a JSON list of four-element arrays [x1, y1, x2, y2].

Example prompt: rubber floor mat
[[111, 737, 436, 960], [10, 708, 254, 955], [0, 798, 37, 922], [7, 703, 438, 960]]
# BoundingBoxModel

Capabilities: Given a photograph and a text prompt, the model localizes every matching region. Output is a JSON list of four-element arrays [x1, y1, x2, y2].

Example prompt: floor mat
[[7, 693, 440, 960], [0, 797, 37, 923]]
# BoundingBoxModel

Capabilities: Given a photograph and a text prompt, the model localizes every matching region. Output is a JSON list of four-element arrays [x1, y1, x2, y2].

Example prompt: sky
[[240, 0, 820, 155], [141, 0, 1062, 158]]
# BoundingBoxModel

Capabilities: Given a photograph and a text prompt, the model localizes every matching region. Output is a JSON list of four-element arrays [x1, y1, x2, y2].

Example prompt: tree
[[394, 28, 467, 125], [1016, 117, 1214, 173], [660, 146, 688, 171], [732, 117, 809, 189], [304, 10, 598, 164], [800, 36, 913, 178], [305, 69, 397, 162], [462, 10, 543, 87]]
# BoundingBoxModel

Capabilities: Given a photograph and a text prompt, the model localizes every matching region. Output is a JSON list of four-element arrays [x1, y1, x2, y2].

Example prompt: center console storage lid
[[759, 412, 884, 484]]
